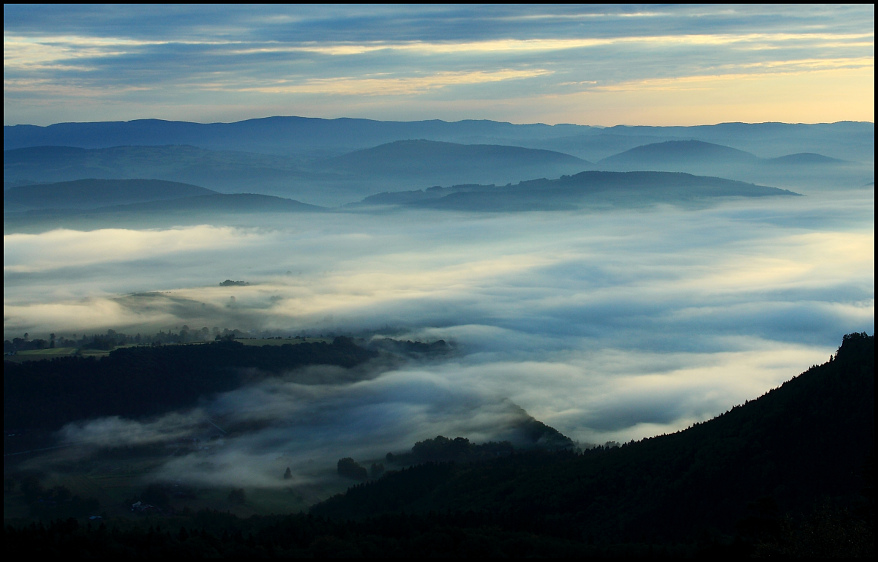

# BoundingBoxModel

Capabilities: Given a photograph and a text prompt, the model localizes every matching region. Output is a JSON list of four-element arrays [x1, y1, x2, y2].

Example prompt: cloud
[[60, 412, 207, 448], [5, 182, 868, 492], [54, 360, 556, 488], [4, 225, 266, 274], [6, 193, 871, 344], [4, 5, 873, 125], [48, 329, 838, 489], [228, 69, 554, 96]]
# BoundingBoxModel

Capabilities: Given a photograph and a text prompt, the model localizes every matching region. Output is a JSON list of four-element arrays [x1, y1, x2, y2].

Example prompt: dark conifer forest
[[4, 337, 377, 431], [4, 333, 873, 558]]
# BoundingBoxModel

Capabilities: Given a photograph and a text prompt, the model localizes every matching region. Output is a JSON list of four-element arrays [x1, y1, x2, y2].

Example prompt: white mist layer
[[6, 188, 874, 487]]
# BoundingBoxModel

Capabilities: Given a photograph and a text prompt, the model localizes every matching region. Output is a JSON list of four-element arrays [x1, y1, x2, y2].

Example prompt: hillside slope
[[3, 178, 218, 211], [312, 333, 874, 546], [358, 170, 800, 211]]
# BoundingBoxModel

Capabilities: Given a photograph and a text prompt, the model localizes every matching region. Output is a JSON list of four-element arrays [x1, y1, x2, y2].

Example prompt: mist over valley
[[5, 119, 872, 498]]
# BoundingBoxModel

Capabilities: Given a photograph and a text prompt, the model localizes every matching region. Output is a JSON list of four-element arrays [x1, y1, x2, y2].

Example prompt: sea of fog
[[4, 187, 873, 488]]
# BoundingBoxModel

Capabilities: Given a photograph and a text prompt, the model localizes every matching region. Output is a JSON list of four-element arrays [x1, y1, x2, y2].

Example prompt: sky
[[4, 4, 874, 127]]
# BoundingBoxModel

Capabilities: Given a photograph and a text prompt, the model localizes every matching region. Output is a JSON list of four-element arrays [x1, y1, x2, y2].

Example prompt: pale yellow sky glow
[[3, 5, 873, 126], [554, 66, 874, 126]]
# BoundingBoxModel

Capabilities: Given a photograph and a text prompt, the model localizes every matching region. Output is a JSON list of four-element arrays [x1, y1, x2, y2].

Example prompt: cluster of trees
[[4, 509, 647, 558], [386, 436, 515, 466], [219, 280, 250, 287], [337, 458, 386, 481], [309, 333, 873, 551], [3, 327, 252, 354], [4, 474, 100, 522], [3, 325, 368, 355], [3, 337, 377, 432]]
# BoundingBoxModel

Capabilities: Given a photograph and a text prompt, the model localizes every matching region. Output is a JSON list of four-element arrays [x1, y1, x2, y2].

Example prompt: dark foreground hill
[[4, 333, 873, 558], [310, 333, 874, 552]]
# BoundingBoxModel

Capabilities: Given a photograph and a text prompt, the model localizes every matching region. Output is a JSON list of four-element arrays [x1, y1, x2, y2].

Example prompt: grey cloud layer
[[5, 5, 872, 42], [4, 5, 873, 125]]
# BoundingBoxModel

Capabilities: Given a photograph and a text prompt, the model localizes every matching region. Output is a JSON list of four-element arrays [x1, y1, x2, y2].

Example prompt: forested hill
[[311, 333, 874, 547], [3, 334, 873, 557], [3, 338, 377, 433], [3, 178, 218, 211], [357, 171, 800, 212]]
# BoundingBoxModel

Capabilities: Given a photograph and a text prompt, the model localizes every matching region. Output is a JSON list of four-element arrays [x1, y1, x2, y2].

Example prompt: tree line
[[4, 337, 377, 432]]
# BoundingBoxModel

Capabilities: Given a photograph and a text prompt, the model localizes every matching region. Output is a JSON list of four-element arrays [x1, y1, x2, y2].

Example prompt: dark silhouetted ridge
[[311, 333, 874, 546]]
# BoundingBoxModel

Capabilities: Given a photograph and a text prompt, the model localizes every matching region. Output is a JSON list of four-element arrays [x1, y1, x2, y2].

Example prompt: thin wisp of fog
[[4, 178, 873, 487]]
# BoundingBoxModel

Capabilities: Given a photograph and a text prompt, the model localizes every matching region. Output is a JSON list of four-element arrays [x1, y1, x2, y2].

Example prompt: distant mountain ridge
[[4, 118, 871, 208], [598, 140, 759, 168], [3, 144, 302, 191], [5, 117, 872, 163], [3, 189, 324, 234], [3, 117, 597, 155], [4, 140, 594, 206], [764, 152, 848, 165], [593, 139, 872, 189], [324, 139, 590, 173], [316, 139, 589, 188]]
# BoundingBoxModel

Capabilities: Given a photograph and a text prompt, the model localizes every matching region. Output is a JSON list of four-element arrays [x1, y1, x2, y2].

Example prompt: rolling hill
[[3, 191, 325, 234], [309, 332, 874, 552], [302, 139, 594, 195], [594, 139, 873, 190], [357, 171, 800, 212], [321, 139, 589, 177], [598, 140, 760, 170], [5, 117, 872, 164], [762, 152, 849, 165], [5, 120, 871, 202], [3, 141, 592, 206], [2, 116, 599, 155], [3, 178, 219, 211], [3, 145, 305, 193]]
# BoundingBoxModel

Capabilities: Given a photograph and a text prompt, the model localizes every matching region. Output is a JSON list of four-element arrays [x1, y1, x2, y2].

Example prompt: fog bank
[[5, 187, 873, 483]]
